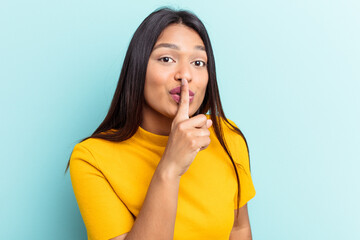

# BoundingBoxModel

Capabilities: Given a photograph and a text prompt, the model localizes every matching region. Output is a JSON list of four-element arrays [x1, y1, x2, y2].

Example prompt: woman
[[65, 7, 256, 240]]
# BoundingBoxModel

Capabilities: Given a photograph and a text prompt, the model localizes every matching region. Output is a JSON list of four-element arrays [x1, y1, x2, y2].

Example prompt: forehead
[[154, 24, 205, 50]]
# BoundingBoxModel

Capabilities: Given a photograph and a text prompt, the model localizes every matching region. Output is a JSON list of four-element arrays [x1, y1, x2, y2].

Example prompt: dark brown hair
[[64, 6, 251, 217]]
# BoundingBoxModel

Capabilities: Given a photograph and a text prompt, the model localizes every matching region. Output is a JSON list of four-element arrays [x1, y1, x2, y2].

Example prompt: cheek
[[144, 80, 159, 105], [144, 66, 168, 104], [195, 79, 208, 106], [145, 63, 169, 87], [199, 76, 209, 97]]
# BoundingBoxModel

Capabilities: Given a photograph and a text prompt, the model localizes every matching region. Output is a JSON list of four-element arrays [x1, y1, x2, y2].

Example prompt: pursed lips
[[169, 86, 195, 103], [169, 86, 195, 96]]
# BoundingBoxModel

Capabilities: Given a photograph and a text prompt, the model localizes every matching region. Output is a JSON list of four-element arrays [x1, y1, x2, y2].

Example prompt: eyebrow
[[152, 43, 206, 52]]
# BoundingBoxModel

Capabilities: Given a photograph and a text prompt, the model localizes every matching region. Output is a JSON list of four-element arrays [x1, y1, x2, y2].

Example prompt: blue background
[[1, 0, 359, 239]]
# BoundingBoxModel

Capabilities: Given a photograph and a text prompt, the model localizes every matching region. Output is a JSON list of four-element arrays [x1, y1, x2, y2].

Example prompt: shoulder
[[206, 114, 244, 140], [70, 139, 99, 167], [206, 114, 249, 166], [70, 137, 117, 165]]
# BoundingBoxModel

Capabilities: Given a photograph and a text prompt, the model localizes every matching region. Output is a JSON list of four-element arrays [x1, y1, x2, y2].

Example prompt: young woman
[[65, 7, 256, 240]]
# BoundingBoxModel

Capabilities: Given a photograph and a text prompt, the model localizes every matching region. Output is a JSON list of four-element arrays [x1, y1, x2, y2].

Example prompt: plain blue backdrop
[[1, 0, 359, 239]]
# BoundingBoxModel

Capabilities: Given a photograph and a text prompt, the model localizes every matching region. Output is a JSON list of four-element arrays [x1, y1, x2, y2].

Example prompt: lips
[[169, 86, 195, 96], [169, 86, 194, 104]]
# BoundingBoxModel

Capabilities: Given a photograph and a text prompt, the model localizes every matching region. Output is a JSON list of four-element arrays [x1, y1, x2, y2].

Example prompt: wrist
[[155, 161, 181, 183]]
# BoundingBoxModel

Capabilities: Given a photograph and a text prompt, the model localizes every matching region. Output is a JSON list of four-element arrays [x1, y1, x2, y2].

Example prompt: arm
[[116, 80, 211, 240], [229, 204, 252, 240], [70, 143, 180, 240], [112, 81, 211, 240], [111, 161, 181, 240]]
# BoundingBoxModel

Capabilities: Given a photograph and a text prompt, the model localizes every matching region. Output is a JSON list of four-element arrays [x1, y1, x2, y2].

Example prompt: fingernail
[[181, 78, 185, 86]]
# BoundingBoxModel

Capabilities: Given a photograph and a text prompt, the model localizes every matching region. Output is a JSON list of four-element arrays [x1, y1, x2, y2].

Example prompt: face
[[143, 23, 209, 120]]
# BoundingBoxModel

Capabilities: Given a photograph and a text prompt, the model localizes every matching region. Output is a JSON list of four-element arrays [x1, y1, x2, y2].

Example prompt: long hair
[[64, 6, 251, 217]]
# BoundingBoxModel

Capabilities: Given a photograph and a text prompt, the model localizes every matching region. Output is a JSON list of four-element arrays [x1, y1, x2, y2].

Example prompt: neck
[[141, 103, 173, 136]]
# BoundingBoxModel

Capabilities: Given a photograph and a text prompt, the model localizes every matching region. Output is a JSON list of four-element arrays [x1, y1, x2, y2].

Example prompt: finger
[[197, 135, 211, 151], [174, 78, 189, 122], [199, 118, 212, 130], [180, 114, 208, 129], [206, 119, 212, 128], [187, 128, 210, 138]]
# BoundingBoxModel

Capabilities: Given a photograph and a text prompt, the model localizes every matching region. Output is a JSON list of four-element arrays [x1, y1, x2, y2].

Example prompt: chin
[[164, 99, 201, 118]]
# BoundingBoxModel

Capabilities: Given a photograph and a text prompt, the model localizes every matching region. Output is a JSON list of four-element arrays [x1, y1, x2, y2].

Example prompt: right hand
[[160, 78, 213, 177]]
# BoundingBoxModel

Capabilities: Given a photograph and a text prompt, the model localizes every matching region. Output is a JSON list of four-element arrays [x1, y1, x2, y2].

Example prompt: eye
[[158, 57, 175, 63], [192, 60, 207, 67]]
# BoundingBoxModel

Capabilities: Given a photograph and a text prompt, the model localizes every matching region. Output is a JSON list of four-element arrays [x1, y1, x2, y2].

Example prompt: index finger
[[174, 78, 189, 121]]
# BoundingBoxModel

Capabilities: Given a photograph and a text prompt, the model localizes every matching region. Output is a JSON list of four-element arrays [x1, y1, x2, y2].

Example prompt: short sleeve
[[233, 149, 256, 209], [225, 119, 256, 209], [70, 143, 135, 240]]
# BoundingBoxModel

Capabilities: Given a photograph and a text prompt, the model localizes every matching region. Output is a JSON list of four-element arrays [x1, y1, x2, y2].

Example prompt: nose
[[174, 62, 192, 83]]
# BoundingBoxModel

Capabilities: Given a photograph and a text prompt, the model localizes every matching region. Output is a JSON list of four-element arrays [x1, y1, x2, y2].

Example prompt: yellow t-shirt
[[69, 115, 256, 240]]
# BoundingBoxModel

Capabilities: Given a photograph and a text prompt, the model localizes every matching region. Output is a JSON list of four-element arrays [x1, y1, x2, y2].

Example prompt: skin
[[230, 204, 252, 240], [110, 23, 252, 240], [141, 23, 209, 136]]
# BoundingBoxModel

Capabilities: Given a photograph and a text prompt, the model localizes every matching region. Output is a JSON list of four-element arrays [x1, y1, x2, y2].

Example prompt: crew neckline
[[136, 125, 169, 147]]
